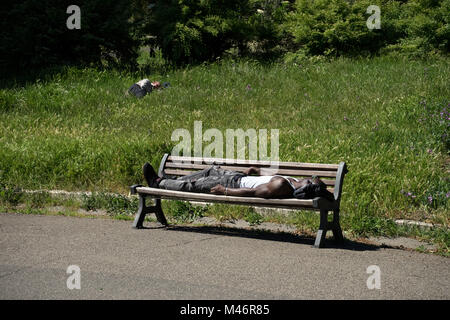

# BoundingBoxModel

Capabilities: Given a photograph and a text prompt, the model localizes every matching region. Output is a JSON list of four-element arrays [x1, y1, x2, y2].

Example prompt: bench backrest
[[158, 154, 348, 202]]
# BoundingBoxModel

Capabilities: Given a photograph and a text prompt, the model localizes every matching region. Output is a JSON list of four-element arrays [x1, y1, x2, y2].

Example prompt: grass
[[0, 56, 449, 253]]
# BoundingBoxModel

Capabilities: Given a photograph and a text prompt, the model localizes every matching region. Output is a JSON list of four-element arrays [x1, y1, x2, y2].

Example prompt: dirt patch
[[46, 206, 109, 216], [192, 216, 303, 234], [368, 236, 438, 251]]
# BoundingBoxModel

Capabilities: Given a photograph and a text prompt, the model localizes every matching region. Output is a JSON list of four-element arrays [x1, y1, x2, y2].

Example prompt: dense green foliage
[[142, 0, 252, 64], [2, 0, 448, 74], [140, 0, 290, 64], [132, 0, 450, 64], [0, 0, 139, 74], [286, 0, 450, 58]]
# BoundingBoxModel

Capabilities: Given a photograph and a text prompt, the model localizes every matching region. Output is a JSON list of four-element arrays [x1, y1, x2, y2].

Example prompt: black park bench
[[130, 154, 348, 248]]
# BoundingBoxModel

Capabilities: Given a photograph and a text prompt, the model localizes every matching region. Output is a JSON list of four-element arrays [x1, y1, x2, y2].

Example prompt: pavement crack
[[0, 255, 70, 280], [167, 235, 223, 248]]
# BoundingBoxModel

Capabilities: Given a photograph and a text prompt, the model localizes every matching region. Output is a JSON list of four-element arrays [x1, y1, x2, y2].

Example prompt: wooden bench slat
[[167, 156, 339, 170], [164, 169, 336, 187], [135, 187, 318, 209], [164, 162, 338, 176], [164, 168, 338, 178]]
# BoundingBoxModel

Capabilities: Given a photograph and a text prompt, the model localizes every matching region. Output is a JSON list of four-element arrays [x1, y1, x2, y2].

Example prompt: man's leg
[[145, 162, 244, 193], [144, 163, 216, 186], [157, 166, 217, 191], [163, 165, 233, 185], [182, 173, 243, 193], [178, 165, 243, 181], [159, 175, 223, 193], [208, 166, 244, 177], [159, 172, 243, 193], [143, 163, 161, 187], [176, 166, 216, 181]]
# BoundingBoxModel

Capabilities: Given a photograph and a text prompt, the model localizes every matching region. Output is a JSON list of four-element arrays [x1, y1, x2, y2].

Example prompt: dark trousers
[[159, 166, 245, 193]]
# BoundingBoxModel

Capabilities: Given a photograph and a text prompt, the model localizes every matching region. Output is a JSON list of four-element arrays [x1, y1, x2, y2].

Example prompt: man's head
[[293, 175, 334, 201], [151, 81, 161, 89]]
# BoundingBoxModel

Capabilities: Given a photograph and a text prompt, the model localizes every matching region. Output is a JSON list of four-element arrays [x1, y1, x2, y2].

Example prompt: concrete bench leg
[[132, 194, 168, 228], [331, 209, 344, 244], [314, 209, 329, 248], [153, 198, 168, 226], [314, 208, 344, 248]]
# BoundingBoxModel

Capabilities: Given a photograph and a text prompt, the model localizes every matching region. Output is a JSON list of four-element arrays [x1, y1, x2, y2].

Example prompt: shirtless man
[[142, 162, 323, 199]]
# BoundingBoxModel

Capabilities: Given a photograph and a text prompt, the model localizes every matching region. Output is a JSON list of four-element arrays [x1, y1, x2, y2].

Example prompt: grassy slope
[[1, 56, 449, 235]]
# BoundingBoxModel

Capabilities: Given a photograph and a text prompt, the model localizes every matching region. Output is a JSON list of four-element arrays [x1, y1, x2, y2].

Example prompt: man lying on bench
[[143, 162, 333, 200]]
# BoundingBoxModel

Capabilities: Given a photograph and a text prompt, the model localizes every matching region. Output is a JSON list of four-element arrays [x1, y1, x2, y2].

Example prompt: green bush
[[136, 47, 169, 73], [0, 0, 139, 75], [2, 0, 448, 74], [285, 0, 450, 57], [141, 0, 249, 64], [140, 0, 291, 64]]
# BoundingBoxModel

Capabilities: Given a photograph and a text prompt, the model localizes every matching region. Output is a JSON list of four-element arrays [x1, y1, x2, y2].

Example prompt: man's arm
[[242, 166, 260, 175], [212, 185, 270, 198], [242, 166, 278, 176]]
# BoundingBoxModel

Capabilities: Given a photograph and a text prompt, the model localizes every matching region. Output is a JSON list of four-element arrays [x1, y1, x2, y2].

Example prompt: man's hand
[[243, 166, 260, 175], [210, 184, 226, 195]]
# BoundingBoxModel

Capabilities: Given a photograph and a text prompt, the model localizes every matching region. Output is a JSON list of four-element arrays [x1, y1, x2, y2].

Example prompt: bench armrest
[[130, 184, 143, 195], [333, 162, 348, 202]]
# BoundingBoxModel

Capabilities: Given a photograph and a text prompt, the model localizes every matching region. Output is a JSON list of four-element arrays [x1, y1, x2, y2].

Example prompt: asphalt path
[[0, 212, 448, 300]]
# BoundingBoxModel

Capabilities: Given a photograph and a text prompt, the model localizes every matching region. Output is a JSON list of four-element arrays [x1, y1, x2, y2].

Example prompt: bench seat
[[134, 186, 338, 210]]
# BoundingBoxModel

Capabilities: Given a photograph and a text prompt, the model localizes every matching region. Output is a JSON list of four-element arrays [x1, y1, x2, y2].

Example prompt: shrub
[[140, 0, 250, 64], [136, 47, 169, 73], [140, 0, 292, 64], [285, 0, 450, 57], [0, 0, 139, 75]]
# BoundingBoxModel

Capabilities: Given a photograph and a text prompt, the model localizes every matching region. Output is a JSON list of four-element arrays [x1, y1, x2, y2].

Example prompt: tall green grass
[[1, 56, 449, 230]]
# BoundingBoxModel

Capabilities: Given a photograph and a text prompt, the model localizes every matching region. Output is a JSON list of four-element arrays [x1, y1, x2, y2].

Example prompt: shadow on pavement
[[163, 224, 387, 251]]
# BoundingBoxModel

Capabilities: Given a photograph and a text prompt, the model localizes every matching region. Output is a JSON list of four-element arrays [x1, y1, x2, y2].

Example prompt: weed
[[0, 183, 24, 206], [166, 200, 208, 223], [81, 192, 138, 216]]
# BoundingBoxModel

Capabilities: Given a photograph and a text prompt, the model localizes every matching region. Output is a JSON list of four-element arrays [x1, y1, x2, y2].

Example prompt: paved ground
[[0, 212, 448, 299]]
